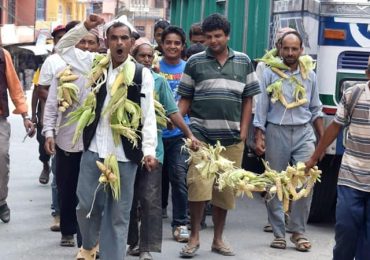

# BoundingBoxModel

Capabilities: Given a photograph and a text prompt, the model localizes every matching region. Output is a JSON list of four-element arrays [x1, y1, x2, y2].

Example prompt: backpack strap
[[133, 63, 143, 86], [345, 85, 365, 126]]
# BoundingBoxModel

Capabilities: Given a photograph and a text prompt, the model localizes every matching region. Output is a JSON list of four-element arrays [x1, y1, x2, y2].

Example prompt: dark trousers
[[55, 146, 81, 243], [127, 164, 163, 252], [162, 167, 169, 210], [162, 135, 188, 227], [333, 185, 370, 260], [36, 122, 50, 163]]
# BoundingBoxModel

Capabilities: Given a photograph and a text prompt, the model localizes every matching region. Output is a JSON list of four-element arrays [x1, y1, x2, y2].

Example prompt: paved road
[[0, 90, 335, 260]]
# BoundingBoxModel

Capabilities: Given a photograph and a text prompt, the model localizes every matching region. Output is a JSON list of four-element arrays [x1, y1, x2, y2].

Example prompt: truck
[[170, 0, 370, 222]]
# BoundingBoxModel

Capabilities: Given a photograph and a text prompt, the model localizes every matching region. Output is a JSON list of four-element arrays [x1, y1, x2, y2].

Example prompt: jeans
[[162, 135, 189, 227], [127, 163, 162, 252], [333, 185, 370, 260], [76, 150, 137, 260]]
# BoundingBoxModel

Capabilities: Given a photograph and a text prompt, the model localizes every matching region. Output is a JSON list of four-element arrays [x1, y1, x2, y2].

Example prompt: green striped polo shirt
[[178, 47, 261, 146], [334, 82, 370, 192]]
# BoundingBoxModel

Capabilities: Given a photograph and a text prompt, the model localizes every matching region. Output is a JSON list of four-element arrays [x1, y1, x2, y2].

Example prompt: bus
[[271, 0, 370, 222]]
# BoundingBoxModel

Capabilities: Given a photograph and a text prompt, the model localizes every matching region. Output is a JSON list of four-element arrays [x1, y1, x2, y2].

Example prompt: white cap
[[104, 15, 137, 36]]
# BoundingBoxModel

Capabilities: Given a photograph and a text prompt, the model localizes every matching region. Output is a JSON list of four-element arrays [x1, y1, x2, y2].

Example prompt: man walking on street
[[305, 56, 370, 260], [127, 38, 200, 260], [43, 25, 100, 247], [254, 31, 324, 251], [37, 24, 69, 232], [178, 13, 260, 257], [35, 25, 67, 185], [158, 25, 191, 243], [55, 14, 157, 260], [0, 47, 35, 223]]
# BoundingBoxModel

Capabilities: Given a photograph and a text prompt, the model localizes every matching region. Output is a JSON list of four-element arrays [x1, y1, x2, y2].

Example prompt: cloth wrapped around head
[[104, 16, 137, 37]]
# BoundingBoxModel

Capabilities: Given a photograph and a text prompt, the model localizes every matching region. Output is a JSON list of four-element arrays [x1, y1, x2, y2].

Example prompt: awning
[[18, 44, 53, 56]]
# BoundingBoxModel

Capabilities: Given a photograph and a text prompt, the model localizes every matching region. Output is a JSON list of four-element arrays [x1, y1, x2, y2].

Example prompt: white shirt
[[38, 54, 66, 86], [55, 23, 157, 161]]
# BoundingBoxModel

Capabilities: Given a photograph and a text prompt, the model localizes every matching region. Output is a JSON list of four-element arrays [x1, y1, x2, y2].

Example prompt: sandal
[[211, 245, 235, 256], [180, 243, 200, 258], [60, 235, 75, 247], [76, 247, 97, 260], [290, 234, 311, 252], [263, 224, 273, 232], [270, 237, 286, 249], [39, 166, 50, 184]]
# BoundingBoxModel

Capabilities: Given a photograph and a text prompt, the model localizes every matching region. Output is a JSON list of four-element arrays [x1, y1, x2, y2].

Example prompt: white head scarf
[[104, 15, 137, 37]]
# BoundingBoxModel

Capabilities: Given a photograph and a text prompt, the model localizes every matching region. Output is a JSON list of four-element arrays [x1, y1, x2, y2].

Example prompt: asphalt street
[[0, 90, 335, 260]]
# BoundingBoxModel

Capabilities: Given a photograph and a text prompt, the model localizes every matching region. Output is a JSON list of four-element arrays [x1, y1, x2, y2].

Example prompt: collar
[[205, 46, 234, 59], [110, 56, 131, 72]]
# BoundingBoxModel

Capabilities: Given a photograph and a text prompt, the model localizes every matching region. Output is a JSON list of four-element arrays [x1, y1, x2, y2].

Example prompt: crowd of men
[[0, 12, 369, 260]]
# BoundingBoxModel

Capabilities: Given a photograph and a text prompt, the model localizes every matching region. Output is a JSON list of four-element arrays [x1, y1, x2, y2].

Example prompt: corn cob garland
[[64, 54, 144, 148], [256, 48, 316, 109], [86, 154, 121, 218], [154, 92, 168, 129], [63, 91, 96, 145], [183, 139, 235, 179], [86, 54, 110, 92], [183, 139, 321, 212], [56, 65, 80, 112], [96, 154, 121, 200]]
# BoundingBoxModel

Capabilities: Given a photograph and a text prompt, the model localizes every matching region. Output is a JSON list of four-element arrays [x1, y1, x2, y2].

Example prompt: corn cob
[[96, 154, 121, 200], [56, 66, 80, 112]]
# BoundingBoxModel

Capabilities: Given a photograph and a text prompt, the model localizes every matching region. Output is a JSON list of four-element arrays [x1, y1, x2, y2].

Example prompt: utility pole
[[115, 0, 120, 17]]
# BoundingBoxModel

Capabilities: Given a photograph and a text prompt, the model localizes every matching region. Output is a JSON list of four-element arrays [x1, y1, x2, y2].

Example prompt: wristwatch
[[23, 115, 31, 121]]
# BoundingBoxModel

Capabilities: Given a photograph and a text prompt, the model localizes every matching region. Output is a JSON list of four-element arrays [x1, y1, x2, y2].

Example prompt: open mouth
[[116, 49, 123, 55]]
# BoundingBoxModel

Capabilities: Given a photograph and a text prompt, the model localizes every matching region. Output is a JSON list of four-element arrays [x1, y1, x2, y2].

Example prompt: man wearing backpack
[[55, 14, 157, 259], [305, 57, 370, 260]]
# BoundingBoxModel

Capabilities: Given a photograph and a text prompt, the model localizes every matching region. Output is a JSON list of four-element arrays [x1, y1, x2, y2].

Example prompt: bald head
[[275, 27, 296, 49]]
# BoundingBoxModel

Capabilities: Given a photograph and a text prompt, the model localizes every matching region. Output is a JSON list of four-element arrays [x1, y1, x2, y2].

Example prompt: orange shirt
[[0, 48, 28, 115]]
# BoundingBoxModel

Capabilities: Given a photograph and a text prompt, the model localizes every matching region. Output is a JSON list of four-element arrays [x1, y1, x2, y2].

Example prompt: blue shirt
[[159, 59, 190, 138], [253, 66, 322, 131]]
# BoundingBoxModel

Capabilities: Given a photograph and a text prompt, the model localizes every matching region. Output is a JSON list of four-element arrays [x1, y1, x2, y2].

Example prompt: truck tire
[[308, 154, 342, 223]]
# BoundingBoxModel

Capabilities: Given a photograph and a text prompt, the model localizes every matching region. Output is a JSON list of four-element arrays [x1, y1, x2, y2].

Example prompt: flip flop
[[270, 237, 286, 249], [211, 245, 235, 256], [290, 234, 311, 252], [39, 168, 50, 184], [180, 244, 200, 258]]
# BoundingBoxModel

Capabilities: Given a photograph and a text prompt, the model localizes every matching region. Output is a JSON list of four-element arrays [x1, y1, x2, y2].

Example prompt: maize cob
[[96, 154, 121, 200]]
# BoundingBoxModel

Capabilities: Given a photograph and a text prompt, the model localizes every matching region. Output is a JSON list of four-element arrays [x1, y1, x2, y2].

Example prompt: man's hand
[[187, 135, 201, 151], [31, 114, 37, 125], [44, 137, 56, 155], [143, 155, 158, 172], [254, 134, 265, 156], [305, 157, 317, 174], [84, 14, 105, 30], [23, 118, 36, 138]]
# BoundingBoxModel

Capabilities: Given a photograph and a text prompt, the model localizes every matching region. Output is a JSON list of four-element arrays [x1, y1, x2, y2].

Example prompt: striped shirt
[[178, 47, 260, 146], [334, 82, 370, 192]]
